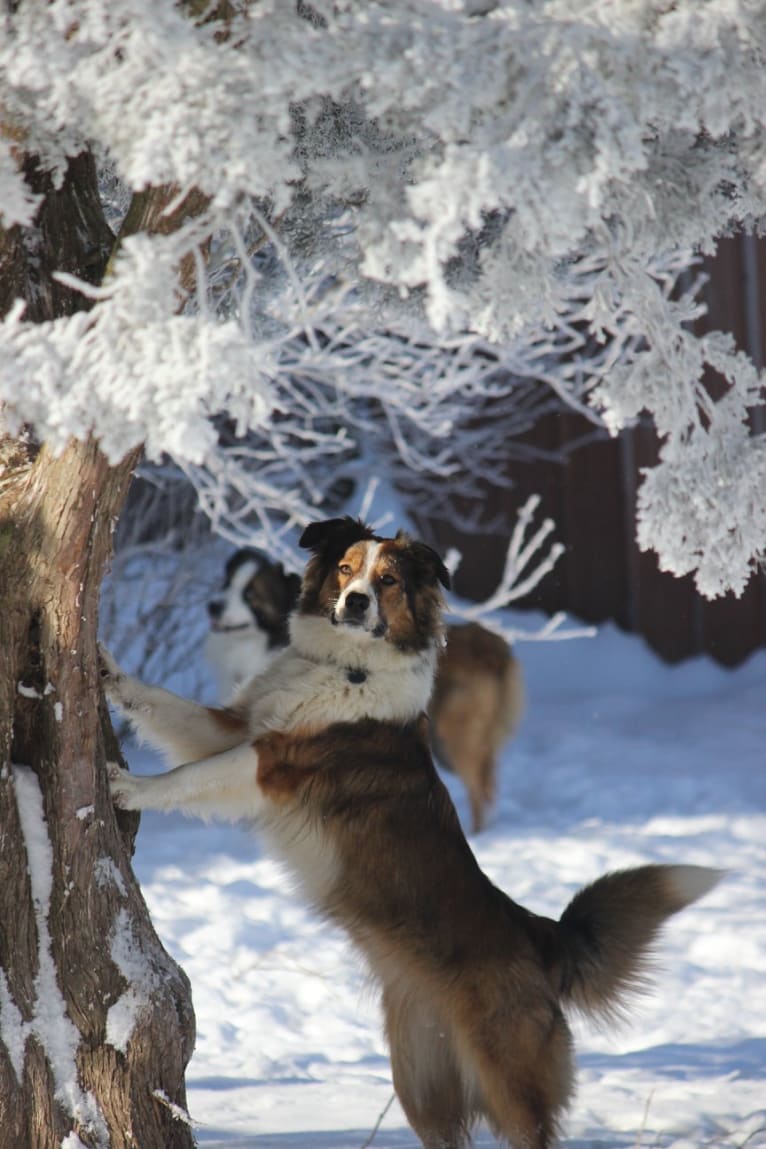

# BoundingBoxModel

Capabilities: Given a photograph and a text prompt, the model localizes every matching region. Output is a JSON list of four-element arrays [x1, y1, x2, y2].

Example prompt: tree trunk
[[0, 151, 197, 1148]]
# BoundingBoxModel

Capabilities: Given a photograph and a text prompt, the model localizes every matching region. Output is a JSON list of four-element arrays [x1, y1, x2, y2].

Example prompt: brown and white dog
[[206, 547, 523, 831], [103, 516, 719, 1149]]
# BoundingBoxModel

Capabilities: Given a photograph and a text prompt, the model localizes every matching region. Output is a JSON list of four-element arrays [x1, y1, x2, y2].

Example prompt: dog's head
[[298, 517, 451, 652], [208, 548, 302, 646]]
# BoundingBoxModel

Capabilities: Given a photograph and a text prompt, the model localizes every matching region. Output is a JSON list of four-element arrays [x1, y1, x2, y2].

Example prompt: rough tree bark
[[0, 151, 200, 1147]]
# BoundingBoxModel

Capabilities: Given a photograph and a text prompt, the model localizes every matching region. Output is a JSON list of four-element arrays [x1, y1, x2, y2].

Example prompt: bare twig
[[359, 1092, 396, 1149]]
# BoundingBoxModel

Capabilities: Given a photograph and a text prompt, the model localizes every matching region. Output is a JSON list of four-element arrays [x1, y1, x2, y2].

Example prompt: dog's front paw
[[99, 645, 139, 712], [99, 644, 124, 692], [107, 761, 144, 811]]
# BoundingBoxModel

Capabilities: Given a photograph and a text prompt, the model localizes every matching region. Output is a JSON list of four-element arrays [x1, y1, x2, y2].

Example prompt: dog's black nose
[[208, 599, 224, 620], [344, 591, 370, 617]]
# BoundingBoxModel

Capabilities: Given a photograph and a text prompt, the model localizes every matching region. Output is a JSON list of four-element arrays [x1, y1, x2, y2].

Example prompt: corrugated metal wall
[[424, 238, 766, 666]]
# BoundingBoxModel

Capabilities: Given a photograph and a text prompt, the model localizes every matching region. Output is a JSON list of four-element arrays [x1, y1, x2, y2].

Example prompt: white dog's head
[[206, 548, 301, 698]]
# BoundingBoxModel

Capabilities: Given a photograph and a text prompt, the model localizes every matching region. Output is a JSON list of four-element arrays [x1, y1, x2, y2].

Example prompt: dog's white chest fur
[[234, 614, 437, 735]]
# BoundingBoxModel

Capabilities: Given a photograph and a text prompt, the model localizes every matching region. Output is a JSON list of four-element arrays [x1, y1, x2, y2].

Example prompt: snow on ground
[[124, 619, 766, 1149]]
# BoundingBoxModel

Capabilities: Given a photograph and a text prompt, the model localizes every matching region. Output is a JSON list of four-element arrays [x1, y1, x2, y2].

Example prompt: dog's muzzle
[[207, 599, 254, 634], [342, 591, 370, 623], [208, 598, 224, 621], [332, 592, 387, 637]]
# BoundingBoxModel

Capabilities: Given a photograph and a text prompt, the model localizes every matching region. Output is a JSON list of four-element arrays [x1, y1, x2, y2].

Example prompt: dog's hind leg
[[431, 685, 498, 834], [100, 645, 248, 765], [383, 985, 472, 1149], [456, 999, 574, 1149], [464, 752, 496, 835]]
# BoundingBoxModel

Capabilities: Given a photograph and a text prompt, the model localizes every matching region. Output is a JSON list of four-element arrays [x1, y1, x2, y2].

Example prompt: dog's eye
[[379, 573, 397, 587], [338, 563, 353, 577]]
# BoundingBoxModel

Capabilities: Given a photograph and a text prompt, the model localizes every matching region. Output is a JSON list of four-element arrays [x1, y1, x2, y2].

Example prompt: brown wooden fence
[[424, 237, 766, 667]]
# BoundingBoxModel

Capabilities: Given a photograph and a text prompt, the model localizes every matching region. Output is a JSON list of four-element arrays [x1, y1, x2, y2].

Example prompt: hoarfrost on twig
[[2, 1, 766, 596]]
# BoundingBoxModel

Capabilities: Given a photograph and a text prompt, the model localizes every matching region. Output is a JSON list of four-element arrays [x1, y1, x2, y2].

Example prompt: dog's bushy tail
[[556, 864, 721, 1022]]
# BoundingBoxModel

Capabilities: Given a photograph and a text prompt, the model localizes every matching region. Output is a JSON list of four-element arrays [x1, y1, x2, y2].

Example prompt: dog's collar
[[297, 648, 369, 685]]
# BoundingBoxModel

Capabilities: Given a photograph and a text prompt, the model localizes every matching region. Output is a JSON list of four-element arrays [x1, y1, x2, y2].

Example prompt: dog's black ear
[[286, 571, 302, 606], [396, 533, 451, 591], [270, 563, 302, 608], [299, 516, 375, 556], [415, 543, 451, 591], [224, 547, 265, 583]]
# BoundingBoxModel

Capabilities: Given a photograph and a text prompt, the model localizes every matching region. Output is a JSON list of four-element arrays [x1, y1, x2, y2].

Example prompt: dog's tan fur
[[104, 517, 720, 1149], [431, 623, 524, 831]]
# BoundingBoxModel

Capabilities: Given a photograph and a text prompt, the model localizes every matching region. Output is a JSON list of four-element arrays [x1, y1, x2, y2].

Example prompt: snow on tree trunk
[[0, 154, 195, 1148]]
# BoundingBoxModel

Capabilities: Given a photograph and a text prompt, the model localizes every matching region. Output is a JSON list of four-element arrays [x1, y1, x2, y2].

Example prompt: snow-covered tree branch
[[443, 494, 596, 644], [3, 0, 766, 596]]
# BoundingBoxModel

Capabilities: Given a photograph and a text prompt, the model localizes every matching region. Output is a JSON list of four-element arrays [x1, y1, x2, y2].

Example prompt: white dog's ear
[[299, 517, 375, 558]]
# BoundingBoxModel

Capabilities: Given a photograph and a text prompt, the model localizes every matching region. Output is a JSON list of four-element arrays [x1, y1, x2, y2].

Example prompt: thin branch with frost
[[166, 225, 612, 554], [0, 138, 40, 228], [514, 612, 598, 644], [445, 496, 596, 644], [454, 496, 562, 615]]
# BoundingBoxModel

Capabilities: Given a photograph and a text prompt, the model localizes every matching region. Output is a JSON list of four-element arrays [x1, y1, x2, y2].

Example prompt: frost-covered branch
[[444, 495, 595, 644], [0, 137, 39, 227], [2, 1, 766, 595], [167, 224, 690, 557]]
